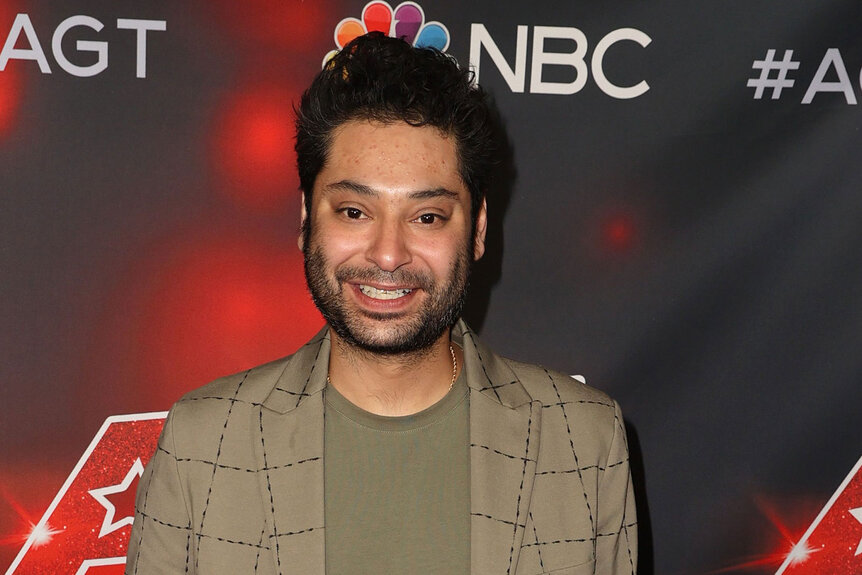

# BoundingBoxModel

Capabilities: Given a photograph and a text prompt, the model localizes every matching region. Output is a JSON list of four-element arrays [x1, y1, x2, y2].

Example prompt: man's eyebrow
[[323, 181, 460, 201], [324, 180, 378, 196], [408, 188, 460, 201]]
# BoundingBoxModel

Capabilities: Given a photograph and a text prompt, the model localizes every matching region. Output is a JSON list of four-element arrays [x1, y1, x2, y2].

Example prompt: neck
[[327, 330, 462, 416]]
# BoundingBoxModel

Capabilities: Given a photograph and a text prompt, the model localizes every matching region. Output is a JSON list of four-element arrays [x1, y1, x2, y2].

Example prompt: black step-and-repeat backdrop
[[2, 1, 860, 573]]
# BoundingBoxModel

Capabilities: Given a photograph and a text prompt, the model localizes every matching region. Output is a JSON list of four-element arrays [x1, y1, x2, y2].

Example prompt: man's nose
[[366, 219, 412, 272]]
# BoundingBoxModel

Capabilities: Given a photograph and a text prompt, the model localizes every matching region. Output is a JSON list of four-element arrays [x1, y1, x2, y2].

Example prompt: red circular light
[[212, 86, 299, 211], [203, 0, 329, 50], [602, 212, 637, 253], [87, 229, 323, 410]]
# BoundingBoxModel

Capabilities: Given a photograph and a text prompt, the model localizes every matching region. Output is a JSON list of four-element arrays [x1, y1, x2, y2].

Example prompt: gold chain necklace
[[447, 343, 458, 391], [326, 344, 458, 391]]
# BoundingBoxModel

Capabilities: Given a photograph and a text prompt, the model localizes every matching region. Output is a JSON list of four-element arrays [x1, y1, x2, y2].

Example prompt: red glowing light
[[756, 495, 799, 545], [702, 496, 824, 574], [775, 456, 862, 575], [204, 0, 330, 51], [0, 484, 34, 530], [784, 539, 815, 565], [213, 86, 299, 211], [0, 0, 24, 139], [710, 459, 862, 574], [27, 521, 63, 548], [89, 230, 323, 410], [0, 468, 67, 567], [0, 65, 22, 138], [602, 212, 637, 252]]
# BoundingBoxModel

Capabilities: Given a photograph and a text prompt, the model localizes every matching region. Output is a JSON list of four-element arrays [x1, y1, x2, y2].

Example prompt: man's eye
[[344, 207, 363, 219], [418, 213, 441, 224]]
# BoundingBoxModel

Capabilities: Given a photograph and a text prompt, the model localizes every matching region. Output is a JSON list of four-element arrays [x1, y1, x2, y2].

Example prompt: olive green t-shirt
[[323, 374, 470, 574]]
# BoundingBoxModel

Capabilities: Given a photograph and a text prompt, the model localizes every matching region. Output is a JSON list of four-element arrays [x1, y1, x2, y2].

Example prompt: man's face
[[302, 119, 486, 355]]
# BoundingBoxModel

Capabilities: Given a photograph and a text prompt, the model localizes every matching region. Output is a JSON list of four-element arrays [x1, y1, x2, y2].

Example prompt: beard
[[303, 235, 470, 356]]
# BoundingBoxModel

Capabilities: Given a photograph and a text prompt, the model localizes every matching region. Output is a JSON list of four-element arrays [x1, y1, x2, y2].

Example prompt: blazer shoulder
[[160, 354, 294, 454], [167, 325, 329, 425], [502, 357, 618, 410], [176, 354, 291, 407], [502, 358, 626, 468]]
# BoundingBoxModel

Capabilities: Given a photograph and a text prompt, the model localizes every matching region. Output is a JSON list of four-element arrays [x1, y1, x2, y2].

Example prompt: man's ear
[[473, 198, 487, 261], [298, 196, 308, 251]]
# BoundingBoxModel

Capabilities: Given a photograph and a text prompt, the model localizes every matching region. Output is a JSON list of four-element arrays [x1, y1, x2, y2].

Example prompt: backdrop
[[2, 1, 861, 573]]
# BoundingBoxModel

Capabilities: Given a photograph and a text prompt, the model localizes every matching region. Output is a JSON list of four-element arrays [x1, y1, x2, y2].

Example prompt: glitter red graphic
[[775, 456, 862, 575], [6, 414, 166, 574]]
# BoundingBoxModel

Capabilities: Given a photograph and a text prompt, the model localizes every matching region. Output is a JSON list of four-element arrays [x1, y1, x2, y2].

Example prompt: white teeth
[[359, 285, 412, 300]]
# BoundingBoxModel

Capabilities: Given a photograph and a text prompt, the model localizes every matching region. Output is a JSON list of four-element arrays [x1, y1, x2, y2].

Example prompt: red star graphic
[[6, 413, 166, 574], [88, 458, 144, 538]]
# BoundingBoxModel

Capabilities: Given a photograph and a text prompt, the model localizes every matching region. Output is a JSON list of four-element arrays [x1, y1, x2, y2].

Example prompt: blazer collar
[[262, 319, 533, 414], [456, 320, 540, 575], [453, 320, 532, 409], [262, 326, 330, 414]]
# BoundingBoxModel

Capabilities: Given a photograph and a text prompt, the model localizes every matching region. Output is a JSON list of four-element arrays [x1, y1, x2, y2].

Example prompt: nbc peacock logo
[[323, 1, 450, 67]]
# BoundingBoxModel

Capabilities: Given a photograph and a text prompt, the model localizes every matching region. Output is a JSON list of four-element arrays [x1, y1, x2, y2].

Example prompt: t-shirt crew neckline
[[324, 371, 468, 432]]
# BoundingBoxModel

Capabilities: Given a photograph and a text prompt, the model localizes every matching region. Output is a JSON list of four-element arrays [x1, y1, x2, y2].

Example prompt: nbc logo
[[323, 1, 449, 66], [323, 1, 651, 99]]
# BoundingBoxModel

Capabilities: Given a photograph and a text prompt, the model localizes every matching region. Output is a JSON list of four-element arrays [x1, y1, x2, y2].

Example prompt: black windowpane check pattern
[[462, 325, 637, 575], [126, 323, 636, 574]]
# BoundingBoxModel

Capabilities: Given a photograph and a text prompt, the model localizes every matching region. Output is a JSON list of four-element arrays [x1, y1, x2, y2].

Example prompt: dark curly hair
[[295, 32, 494, 227]]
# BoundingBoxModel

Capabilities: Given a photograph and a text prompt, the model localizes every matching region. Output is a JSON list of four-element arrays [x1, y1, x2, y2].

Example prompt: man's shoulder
[[458, 321, 616, 408], [177, 355, 291, 406], [500, 356, 617, 408], [502, 358, 619, 429], [497, 357, 624, 460], [158, 356, 291, 442], [171, 327, 329, 417]]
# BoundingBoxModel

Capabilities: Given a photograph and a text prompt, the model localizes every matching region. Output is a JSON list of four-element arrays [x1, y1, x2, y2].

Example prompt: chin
[[337, 320, 444, 356]]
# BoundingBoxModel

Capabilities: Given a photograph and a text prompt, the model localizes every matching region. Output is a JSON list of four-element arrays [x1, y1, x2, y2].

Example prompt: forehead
[[319, 120, 465, 197]]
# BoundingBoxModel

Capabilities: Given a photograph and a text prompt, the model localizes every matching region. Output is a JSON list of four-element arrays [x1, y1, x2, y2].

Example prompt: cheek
[[414, 237, 468, 277], [311, 224, 364, 266]]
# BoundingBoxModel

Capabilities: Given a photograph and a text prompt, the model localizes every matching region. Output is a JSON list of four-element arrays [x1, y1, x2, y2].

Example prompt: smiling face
[[302, 119, 486, 355]]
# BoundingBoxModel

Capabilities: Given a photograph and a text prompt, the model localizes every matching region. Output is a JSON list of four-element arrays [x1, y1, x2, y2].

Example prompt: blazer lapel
[[253, 328, 330, 575], [455, 322, 541, 575], [249, 322, 540, 575]]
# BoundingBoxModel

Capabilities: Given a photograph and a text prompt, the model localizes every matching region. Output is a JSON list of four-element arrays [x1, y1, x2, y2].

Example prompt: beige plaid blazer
[[127, 320, 637, 574]]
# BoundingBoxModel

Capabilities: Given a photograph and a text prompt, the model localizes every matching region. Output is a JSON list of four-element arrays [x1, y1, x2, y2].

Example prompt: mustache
[[334, 265, 434, 290]]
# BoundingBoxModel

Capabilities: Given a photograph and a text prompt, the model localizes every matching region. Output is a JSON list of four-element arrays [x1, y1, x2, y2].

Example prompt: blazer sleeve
[[126, 408, 194, 573], [595, 400, 638, 575]]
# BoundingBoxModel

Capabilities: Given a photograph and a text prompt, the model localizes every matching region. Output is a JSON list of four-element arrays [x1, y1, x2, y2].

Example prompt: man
[[127, 32, 637, 575]]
